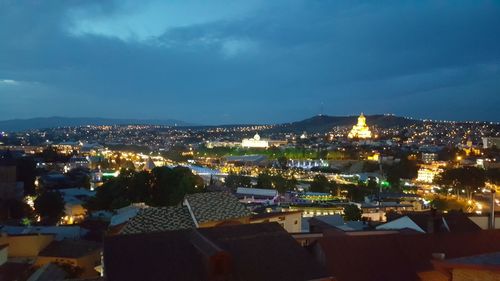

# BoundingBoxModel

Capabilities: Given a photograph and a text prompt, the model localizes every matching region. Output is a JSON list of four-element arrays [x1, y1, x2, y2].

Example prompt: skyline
[[1, 112, 500, 126], [1, 1, 500, 124]]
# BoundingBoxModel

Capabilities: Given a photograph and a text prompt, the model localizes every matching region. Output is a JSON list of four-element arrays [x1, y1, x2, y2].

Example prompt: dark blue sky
[[1, 1, 499, 124]]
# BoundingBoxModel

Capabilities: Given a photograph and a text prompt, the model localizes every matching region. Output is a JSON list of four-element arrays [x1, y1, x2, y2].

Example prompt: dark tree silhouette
[[85, 166, 204, 211], [34, 191, 65, 223], [343, 204, 362, 221], [309, 174, 332, 193], [434, 166, 486, 199]]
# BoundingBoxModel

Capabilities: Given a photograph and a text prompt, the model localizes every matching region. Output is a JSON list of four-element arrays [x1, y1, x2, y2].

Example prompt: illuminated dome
[[254, 133, 261, 141], [348, 113, 372, 139]]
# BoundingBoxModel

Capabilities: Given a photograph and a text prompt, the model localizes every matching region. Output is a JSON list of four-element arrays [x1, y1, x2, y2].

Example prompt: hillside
[[0, 117, 190, 132], [273, 114, 422, 133]]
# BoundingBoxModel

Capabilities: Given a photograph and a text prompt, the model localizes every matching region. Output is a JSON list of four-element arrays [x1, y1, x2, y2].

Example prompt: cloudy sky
[[1, 0, 499, 124]]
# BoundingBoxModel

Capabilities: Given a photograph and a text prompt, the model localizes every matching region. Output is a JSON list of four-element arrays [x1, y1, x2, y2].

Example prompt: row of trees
[[434, 167, 499, 200], [225, 172, 382, 203], [85, 166, 205, 211], [0, 191, 66, 225]]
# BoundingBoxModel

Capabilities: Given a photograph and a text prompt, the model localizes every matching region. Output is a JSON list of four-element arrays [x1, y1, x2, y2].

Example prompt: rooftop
[[104, 222, 331, 281], [39, 240, 101, 258], [236, 187, 278, 197], [316, 229, 500, 281], [446, 251, 500, 267], [121, 206, 195, 234], [185, 192, 251, 224]]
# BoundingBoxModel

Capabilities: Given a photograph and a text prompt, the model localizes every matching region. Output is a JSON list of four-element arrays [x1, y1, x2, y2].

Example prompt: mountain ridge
[[1, 114, 493, 133], [269, 114, 422, 133], [0, 116, 192, 132]]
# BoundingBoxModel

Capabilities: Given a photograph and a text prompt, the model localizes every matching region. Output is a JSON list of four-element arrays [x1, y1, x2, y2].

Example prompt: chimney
[[190, 230, 232, 281]]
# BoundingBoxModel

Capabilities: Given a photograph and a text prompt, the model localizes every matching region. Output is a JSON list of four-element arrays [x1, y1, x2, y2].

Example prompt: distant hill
[[0, 117, 191, 132], [273, 114, 422, 133]]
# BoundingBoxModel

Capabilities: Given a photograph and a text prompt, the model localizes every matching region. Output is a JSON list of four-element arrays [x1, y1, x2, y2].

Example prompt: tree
[[15, 156, 37, 195], [344, 184, 367, 202], [318, 150, 328, 160], [366, 177, 379, 195], [486, 168, 500, 185], [86, 166, 205, 210], [272, 174, 297, 194], [34, 191, 65, 223], [225, 173, 251, 189], [438, 146, 461, 162], [343, 204, 362, 221], [277, 156, 288, 169], [434, 166, 486, 200], [0, 199, 33, 220], [309, 175, 331, 193], [256, 173, 274, 189], [37, 146, 71, 163]]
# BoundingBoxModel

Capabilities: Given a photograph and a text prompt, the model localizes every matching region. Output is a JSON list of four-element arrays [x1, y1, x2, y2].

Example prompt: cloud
[[0, 79, 19, 85], [220, 39, 258, 58], [0, 1, 499, 123], [65, 0, 265, 42]]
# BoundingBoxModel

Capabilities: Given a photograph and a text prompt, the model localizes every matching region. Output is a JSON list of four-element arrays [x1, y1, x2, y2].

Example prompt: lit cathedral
[[348, 113, 372, 139]]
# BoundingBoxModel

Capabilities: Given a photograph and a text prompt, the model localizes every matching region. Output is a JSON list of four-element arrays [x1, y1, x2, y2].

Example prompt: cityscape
[[1, 1, 500, 281]]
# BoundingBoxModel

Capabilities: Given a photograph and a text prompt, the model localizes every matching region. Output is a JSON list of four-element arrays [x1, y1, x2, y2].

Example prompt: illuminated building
[[348, 113, 372, 139], [416, 163, 446, 183], [206, 140, 241, 148], [482, 137, 500, 149], [417, 168, 438, 183], [68, 155, 91, 170], [241, 133, 269, 148], [422, 153, 437, 164], [462, 140, 481, 156], [367, 152, 380, 161]]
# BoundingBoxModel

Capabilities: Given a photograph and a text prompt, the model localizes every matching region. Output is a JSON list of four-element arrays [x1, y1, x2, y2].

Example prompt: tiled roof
[[104, 222, 331, 281], [388, 211, 481, 233], [185, 192, 251, 224], [121, 206, 195, 234]]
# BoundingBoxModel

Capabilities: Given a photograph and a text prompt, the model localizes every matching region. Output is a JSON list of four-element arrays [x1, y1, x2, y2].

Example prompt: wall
[[0, 234, 54, 257], [199, 217, 250, 228], [362, 211, 386, 222], [0, 245, 7, 266], [251, 212, 302, 233]]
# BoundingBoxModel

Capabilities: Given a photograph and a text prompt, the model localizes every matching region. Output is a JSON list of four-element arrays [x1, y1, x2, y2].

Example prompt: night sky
[[1, 1, 500, 124]]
